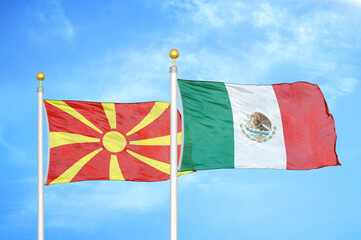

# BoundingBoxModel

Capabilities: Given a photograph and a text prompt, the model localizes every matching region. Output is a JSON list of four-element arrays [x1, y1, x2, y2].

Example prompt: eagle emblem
[[240, 112, 276, 143]]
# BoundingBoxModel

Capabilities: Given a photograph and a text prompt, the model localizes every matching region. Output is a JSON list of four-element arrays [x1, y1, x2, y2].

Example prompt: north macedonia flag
[[44, 100, 186, 185]]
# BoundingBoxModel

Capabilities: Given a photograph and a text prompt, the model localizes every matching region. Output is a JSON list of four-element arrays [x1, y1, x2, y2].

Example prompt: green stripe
[[178, 79, 235, 171]]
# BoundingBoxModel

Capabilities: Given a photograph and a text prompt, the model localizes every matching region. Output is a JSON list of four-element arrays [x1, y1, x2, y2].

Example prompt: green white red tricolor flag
[[177, 79, 340, 172]]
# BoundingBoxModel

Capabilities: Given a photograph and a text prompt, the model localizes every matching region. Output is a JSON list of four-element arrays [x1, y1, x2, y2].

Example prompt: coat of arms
[[240, 112, 276, 143]]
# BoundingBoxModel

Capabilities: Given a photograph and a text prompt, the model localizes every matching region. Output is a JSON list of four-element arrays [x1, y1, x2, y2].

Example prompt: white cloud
[[97, 1, 360, 109], [29, 0, 75, 43], [0, 127, 26, 161], [253, 2, 284, 28], [247, 3, 361, 108], [53, 0, 359, 107], [332, 0, 361, 7], [338, 78, 359, 93], [42, 46, 174, 103], [43, 181, 168, 229], [320, 77, 359, 107], [91, 48, 172, 103], [165, 0, 246, 28], [44, 173, 200, 229], [4, 174, 198, 231]]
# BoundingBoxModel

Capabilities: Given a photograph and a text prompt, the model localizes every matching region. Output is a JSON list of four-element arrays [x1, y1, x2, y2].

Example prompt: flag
[[177, 79, 340, 171], [44, 100, 186, 184]]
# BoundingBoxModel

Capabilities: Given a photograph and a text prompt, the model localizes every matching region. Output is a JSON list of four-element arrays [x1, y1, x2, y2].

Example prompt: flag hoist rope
[[37, 72, 45, 240], [169, 49, 179, 240]]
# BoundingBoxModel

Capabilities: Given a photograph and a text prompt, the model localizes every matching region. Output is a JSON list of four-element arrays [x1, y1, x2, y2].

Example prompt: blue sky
[[1, 0, 361, 239]]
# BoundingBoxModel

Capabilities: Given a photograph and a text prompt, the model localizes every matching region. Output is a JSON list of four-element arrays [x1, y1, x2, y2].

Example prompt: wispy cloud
[[42, 46, 175, 103], [320, 77, 359, 107], [5, 181, 170, 231], [165, 0, 246, 28], [253, 2, 285, 28], [338, 78, 358, 93], [0, 127, 26, 161], [28, 0, 75, 43], [331, 0, 361, 8], [44, 181, 168, 229], [250, 3, 360, 108], [48, 0, 359, 107], [162, 0, 360, 87], [95, 48, 172, 103]]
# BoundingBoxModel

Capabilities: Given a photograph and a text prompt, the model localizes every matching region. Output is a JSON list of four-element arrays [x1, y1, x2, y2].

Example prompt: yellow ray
[[126, 102, 169, 136], [45, 100, 103, 134], [109, 155, 125, 180], [126, 150, 194, 177], [126, 150, 170, 174], [102, 103, 116, 129], [129, 132, 182, 146], [178, 171, 194, 176], [49, 148, 103, 185], [50, 132, 100, 148]]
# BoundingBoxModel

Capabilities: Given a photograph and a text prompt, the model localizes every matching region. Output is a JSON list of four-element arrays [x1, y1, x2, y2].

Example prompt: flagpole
[[169, 49, 179, 240], [37, 72, 45, 240]]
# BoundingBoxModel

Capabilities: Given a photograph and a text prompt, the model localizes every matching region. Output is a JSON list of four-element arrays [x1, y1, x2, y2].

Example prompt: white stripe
[[177, 83, 185, 171], [225, 84, 287, 169]]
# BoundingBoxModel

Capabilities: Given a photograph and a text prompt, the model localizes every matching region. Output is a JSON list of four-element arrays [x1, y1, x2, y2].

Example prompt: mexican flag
[[177, 79, 339, 172]]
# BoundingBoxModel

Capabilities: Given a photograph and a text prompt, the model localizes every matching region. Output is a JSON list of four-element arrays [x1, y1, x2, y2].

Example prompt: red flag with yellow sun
[[44, 100, 188, 185]]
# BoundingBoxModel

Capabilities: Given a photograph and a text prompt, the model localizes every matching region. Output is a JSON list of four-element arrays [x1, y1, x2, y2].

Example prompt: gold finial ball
[[36, 72, 45, 81], [169, 49, 179, 60]]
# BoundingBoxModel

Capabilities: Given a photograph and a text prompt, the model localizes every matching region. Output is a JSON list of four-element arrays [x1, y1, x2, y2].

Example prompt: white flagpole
[[169, 49, 179, 240], [37, 72, 45, 240]]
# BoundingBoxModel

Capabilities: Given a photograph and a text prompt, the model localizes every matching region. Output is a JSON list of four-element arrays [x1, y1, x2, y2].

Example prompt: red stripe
[[272, 82, 340, 170]]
